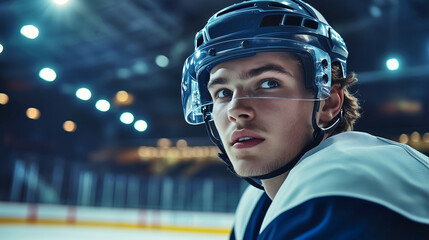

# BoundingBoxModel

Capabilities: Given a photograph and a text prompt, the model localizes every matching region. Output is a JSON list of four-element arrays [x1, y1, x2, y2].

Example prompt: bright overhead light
[[52, 0, 70, 5], [155, 55, 169, 68], [134, 120, 148, 132], [132, 60, 148, 74], [386, 58, 399, 71], [114, 90, 134, 106], [95, 99, 110, 112], [39, 68, 57, 82], [369, 5, 382, 18], [63, 120, 77, 132], [120, 112, 134, 124], [399, 134, 408, 144], [26, 107, 41, 120], [0, 93, 9, 105], [0, 43, 3, 54], [116, 91, 129, 103], [410, 131, 421, 143], [20, 25, 39, 39], [76, 88, 92, 101]]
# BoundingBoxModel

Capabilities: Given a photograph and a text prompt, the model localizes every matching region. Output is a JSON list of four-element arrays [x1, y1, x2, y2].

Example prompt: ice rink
[[0, 202, 232, 240], [0, 225, 228, 240]]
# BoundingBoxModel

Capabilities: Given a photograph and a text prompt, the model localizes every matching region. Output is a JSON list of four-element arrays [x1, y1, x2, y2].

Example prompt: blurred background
[[0, 0, 428, 238]]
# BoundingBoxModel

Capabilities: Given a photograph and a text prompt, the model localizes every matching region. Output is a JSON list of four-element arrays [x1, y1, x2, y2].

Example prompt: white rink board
[[0, 202, 234, 238], [0, 225, 229, 240]]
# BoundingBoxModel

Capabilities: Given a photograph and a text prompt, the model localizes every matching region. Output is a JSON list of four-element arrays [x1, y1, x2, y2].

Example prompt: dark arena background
[[0, 0, 428, 239]]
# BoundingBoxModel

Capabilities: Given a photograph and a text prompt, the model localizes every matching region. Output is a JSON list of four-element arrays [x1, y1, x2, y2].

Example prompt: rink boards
[[0, 201, 233, 236]]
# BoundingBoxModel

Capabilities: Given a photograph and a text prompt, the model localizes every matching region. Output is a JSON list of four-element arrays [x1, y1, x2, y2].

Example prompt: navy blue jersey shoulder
[[258, 196, 429, 240], [230, 227, 235, 240], [244, 192, 272, 240], [233, 132, 429, 239], [230, 192, 272, 240]]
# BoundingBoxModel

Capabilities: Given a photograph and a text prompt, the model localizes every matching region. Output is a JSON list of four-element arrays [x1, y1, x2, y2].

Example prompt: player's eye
[[216, 89, 232, 99], [260, 79, 280, 89]]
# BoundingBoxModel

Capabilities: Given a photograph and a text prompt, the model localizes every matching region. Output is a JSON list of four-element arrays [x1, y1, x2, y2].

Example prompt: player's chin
[[233, 163, 272, 178]]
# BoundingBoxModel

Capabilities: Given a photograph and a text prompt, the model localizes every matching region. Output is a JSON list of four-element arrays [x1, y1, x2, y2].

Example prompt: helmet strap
[[202, 101, 343, 190]]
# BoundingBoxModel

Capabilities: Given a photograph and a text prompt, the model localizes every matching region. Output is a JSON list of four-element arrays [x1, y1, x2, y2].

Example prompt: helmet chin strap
[[202, 103, 343, 190]]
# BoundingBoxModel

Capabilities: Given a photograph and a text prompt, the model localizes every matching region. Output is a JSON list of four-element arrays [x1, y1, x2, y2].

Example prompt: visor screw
[[322, 74, 329, 84], [208, 48, 216, 56], [322, 59, 328, 69], [241, 40, 249, 48]]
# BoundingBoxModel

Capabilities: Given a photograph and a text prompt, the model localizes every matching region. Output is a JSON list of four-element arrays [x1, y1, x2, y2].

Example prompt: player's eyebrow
[[207, 77, 227, 90], [242, 63, 293, 79], [207, 63, 293, 90]]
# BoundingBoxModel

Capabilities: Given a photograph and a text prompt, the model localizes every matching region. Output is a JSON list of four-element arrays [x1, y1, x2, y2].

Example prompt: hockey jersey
[[230, 131, 429, 239]]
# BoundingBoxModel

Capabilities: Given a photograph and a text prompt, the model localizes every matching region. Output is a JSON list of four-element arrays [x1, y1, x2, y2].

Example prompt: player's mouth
[[231, 130, 265, 149]]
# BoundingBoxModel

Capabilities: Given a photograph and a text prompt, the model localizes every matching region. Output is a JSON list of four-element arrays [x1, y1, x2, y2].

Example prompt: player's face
[[208, 52, 314, 177]]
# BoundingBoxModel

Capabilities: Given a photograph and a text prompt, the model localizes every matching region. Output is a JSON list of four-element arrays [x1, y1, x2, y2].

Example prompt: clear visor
[[182, 37, 331, 124]]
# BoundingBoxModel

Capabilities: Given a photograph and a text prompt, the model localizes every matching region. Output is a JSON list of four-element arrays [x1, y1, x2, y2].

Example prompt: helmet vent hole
[[260, 15, 283, 27], [303, 19, 319, 30], [322, 59, 328, 69], [323, 74, 329, 83], [216, 3, 256, 17], [196, 35, 204, 48], [283, 15, 302, 26], [268, 2, 295, 11]]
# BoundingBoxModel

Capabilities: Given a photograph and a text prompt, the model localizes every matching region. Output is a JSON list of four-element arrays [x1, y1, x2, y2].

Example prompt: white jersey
[[231, 131, 429, 240]]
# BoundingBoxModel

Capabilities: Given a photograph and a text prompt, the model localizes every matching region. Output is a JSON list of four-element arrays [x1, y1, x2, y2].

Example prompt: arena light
[[423, 133, 429, 143], [20, 25, 39, 39], [63, 120, 76, 132], [39, 68, 57, 82], [116, 91, 129, 103], [26, 107, 41, 120], [0, 43, 3, 54], [410, 132, 421, 143], [155, 55, 169, 68], [157, 138, 172, 148], [132, 60, 148, 74], [176, 139, 188, 148], [0, 93, 9, 105], [95, 99, 110, 112], [398, 134, 408, 144], [386, 58, 399, 71], [75, 88, 91, 101], [120, 112, 134, 124], [134, 120, 148, 132], [52, 0, 70, 5], [369, 5, 382, 18], [114, 90, 134, 106]]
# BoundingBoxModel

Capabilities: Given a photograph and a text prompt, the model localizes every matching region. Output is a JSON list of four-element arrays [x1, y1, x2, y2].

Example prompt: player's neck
[[261, 171, 289, 200]]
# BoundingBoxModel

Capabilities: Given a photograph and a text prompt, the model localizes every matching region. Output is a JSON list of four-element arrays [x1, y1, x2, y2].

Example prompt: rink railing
[[5, 157, 247, 213], [0, 201, 233, 235]]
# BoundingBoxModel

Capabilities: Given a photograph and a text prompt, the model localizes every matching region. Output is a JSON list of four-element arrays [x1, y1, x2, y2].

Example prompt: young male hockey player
[[181, 0, 429, 239]]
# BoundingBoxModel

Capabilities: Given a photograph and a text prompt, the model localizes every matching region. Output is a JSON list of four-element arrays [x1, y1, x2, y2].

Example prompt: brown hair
[[329, 64, 361, 135]]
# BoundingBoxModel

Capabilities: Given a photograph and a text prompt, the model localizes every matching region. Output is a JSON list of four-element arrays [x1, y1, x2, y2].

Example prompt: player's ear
[[319, 84, 343, 127]]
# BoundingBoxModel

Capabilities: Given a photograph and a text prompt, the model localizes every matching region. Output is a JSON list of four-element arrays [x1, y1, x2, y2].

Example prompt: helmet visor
[[182, 37, 331, 124]]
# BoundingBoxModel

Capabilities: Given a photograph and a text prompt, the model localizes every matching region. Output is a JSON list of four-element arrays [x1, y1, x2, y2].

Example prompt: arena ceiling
[[1, 0, 428, 158]]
